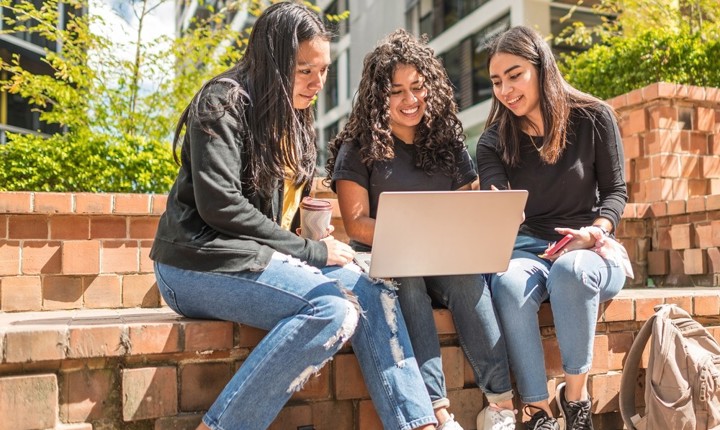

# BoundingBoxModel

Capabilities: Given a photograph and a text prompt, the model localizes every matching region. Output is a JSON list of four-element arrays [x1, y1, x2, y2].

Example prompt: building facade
[[0, 0, 71, 143], [314, 0, 607, 165]]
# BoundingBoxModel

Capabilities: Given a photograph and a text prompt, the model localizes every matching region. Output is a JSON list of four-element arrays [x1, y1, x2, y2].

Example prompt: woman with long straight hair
[[151, 3, 438, 429]]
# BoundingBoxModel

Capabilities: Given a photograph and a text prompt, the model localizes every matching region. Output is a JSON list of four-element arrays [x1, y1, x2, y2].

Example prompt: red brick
[[0, 193, 32, 214], [334, 353, 368, 400], [269, 405, 313, 430], [644, 178, 673, 202], [43, 276, 83, 310], [635, 298, 664, 321], [623, 135, 642, 159], [90, 216, 127, 239], [122, 274, 159, 307], [75, 193, 112, 214], [669, 223, 693, 249], [441, 346, 464, 390], [589, 372, 622, 413], [127, 322, 181, 355], [689, 179, 709, 196], [129, 217, 159, 239], [607, 333, 633, 370], [122, 367, 178, 421], [542, 337, 562, 377], [140, 240, 154, 272], [682, 248, 706, 275], [634, 158, 651, 182], [358, 399, 382, 430], [237, 325, 267, 348], [669, 250, 685, 274], [622, 108, 647, 136], [4, 328, 66, 362], [83, 275, 123, 308], [694, 294, 720, 316], [0, 276, 42, 311], [591, 335, 610, 374], [183, 320, 234, 351], [8, 214, 48, 239], [34, 192, 73, 213], [179, 362, 233, 411], [62, 240, 100, 275], [666, 200, 687, 215], [68, 325, 124, 358], [447, 388, 485, 428], [102, 240, 139, 273], [665, 294, 693, 313], [696, 106, 715, 132], [712, 221, 720, 247], [22, 240, 61, 274], [702, 156, 720, 178], [647, 250, 669, 275], [687, 196, 707, 213], [602, 297, 634, 322], [707, 194, 720, 211], [0, 374, 58, 429], [648, 104, 678, 130], [0, 240, 20, 275], [645, 129, 681, 153], [115, 194, 152, 214], [309, 400, 354, 430], [433, 308, 456, 335], [694, 222, 713, 249], [151, 194, 168, 215], [50, 215, 90, 240], [61, 369, 115, 422]]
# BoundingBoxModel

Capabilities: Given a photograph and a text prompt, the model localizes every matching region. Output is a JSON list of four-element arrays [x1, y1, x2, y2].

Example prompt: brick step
[[0, 288, 718, 429]]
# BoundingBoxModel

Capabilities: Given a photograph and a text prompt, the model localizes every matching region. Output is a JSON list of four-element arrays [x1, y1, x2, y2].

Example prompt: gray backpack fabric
[[620, 304, 720, 429]]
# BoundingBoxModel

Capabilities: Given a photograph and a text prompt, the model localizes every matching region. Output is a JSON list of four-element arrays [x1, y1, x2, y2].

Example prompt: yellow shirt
[[281, 174, 304, 230]]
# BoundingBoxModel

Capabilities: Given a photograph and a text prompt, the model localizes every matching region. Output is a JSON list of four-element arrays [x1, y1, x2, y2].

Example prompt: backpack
[[619, 304, 720, 430]]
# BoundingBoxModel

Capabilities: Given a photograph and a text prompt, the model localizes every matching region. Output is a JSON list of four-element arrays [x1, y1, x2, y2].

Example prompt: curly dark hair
[[325, 28, 465, 183]]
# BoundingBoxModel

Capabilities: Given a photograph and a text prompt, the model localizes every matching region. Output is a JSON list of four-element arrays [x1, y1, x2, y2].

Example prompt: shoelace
[[488, 408, 516, 429], [523, 405, 556, 430], [567, 400, 592, 430]]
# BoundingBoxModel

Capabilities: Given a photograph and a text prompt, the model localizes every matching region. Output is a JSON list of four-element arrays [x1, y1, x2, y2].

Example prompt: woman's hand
[[541, 226, 596, 261], [321, 236, 356, 266]]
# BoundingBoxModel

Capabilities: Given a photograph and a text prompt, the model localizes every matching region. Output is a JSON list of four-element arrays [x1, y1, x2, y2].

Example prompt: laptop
[[355, 190, 528, 278]]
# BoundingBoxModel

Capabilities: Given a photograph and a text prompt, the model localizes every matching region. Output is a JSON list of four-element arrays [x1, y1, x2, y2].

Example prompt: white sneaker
[[437, 413, 464, 430], [477, 405, 516, 430]]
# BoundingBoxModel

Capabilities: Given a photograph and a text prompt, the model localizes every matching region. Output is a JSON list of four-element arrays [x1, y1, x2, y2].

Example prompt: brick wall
[[611, 83, 720, 286]]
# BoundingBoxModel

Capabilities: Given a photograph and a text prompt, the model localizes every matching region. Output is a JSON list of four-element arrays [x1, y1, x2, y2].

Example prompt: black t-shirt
[[476, 105, 627, 241], [332, 135, 477, 218]]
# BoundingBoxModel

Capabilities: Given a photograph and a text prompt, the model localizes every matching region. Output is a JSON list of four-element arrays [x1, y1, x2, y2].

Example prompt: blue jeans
[[396, 275, 513, 409], [490, 235, 626, 403], [154, 254, 435, 430]]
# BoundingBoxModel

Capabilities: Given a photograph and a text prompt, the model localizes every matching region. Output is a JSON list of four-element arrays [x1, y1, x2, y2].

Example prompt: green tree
[[0, 0, 265, 192], [557, 0, 720, 100]]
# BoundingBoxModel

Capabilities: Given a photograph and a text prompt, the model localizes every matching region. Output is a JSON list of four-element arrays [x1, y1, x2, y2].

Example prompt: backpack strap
[[619, 311, 657, 430]]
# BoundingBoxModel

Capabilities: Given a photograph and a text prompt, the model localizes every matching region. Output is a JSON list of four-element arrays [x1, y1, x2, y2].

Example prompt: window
[[324, 0, 349, 38], [420, 0, 489, 40], [471, 14, 510, 105], [324, 58, 339, 113]]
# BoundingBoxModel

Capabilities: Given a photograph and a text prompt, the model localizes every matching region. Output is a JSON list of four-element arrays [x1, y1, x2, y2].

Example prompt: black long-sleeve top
[[150, 79, 328, 272], [476, 105, 627, 241]]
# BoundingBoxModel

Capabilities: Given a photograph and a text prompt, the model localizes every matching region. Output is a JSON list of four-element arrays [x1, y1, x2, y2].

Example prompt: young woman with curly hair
[[326, 28, 516, 430]]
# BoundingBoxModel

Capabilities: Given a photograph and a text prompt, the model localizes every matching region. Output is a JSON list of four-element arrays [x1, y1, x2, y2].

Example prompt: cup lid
[[300, 196, 332, 211]]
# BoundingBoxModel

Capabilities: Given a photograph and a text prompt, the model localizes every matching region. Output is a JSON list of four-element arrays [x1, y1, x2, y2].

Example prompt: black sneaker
[[523, 405, 560, 430], [555, 382, 594, 430]]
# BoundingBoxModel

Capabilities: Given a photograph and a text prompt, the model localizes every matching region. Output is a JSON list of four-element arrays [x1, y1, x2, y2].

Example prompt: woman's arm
[[335, 180, 376, 246], [476, 127, 510, 190], [593, 105, 628, 232]]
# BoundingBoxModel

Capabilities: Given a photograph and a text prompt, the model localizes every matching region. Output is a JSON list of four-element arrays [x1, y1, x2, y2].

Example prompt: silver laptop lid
[[368, 190, 527, 278]]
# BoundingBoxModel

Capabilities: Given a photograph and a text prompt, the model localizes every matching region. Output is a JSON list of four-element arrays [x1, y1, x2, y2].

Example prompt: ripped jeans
[[154, 253, 436, 430]]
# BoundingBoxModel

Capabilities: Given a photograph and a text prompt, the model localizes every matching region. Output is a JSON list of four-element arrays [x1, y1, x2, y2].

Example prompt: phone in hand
[[542, 234, 574, 257]]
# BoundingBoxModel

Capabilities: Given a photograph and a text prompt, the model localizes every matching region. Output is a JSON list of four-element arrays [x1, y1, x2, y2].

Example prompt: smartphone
[[543, 234, 574, 257]]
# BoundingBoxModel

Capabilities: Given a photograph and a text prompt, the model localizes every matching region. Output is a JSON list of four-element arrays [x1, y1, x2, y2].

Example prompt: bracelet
[[592, 225, 610, 236]]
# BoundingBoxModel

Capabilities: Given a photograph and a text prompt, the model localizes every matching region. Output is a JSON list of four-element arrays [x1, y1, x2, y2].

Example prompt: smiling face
[[489, 52, 542, 133], [293, 37, 331, 109], [388, 64, 427, 144]]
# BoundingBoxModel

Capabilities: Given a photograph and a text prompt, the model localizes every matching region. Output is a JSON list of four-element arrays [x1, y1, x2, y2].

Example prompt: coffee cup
[[299, 197, 333, 241]]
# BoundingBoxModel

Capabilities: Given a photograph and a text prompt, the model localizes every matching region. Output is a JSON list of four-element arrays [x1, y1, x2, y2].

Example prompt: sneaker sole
[[554, 382, 567, 430]]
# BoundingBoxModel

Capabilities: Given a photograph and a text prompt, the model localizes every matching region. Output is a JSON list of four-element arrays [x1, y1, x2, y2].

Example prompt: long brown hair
[[485, 25, 613, 166], [325, 28, 465, 182], [173, 1, 332, 195]]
